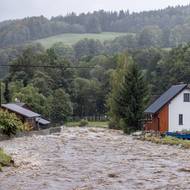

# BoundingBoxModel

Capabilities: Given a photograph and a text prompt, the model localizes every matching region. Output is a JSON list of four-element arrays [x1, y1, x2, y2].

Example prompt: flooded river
[[1, 127, 190, 190]]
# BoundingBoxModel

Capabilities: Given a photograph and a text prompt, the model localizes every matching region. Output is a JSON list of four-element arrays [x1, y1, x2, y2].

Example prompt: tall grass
[[141, 135, 190, 149]]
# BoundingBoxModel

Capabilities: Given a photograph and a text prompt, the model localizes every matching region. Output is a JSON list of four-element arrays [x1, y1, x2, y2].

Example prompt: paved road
[[0, 127, 190, 190]]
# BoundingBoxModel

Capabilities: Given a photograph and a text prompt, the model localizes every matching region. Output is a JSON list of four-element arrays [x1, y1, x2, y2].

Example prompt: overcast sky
[[0, 0, 190, 21]]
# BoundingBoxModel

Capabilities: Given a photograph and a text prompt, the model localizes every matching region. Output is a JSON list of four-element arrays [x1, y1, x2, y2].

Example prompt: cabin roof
[[36, 117, 50, 125], [145, 84, 187, 114], [1, 103, 40, 118], [13, 102, 26, 107]]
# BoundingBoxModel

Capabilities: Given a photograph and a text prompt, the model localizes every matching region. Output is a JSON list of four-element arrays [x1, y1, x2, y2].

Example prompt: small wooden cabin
[[144, 84, 190, 133], [1, 103, 50, 130], [1, 103, 40, 129]]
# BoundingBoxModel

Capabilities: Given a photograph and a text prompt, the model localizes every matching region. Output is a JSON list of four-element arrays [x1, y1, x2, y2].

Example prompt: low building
[[144, 84, 190, 133], [36, 117, 50, 129], [1, 103, 50, 130]]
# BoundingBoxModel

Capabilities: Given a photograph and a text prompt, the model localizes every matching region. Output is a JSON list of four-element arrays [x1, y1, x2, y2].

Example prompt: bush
[[0, 110, 26, 137], [0, 148, 13, 171], [79, 119, 89, 127], [122, 119, 141, 134], [119, 119, 129, 133], [108, 120, 116, 129], [108, 119, 121, 130]]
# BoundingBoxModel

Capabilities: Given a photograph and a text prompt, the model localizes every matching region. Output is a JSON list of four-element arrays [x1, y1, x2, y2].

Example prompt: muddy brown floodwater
[[1, 127, 190, 190]]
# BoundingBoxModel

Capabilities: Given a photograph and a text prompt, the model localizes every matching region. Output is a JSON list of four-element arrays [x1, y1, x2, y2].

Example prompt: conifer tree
[[108, 54, 149, 133], [3, 80, 10, 103]]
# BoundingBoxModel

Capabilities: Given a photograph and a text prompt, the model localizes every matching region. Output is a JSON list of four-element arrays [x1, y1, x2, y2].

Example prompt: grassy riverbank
[[65, 121, 108, 128], [140, 135, 190, 149]]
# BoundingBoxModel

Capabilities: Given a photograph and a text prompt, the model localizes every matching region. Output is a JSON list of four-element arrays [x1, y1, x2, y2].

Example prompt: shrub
[[119, 119, 130, 133], [0, 110, 25, 137], [0, 148, 13, 171], [20, 122, 33, 132], [110, 118, 136, 134], [108, 119, 121, 130], [79, 119, 89, 127], [108, 120, 116, 129]]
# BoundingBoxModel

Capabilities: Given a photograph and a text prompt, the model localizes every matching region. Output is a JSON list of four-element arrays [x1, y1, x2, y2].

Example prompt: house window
[[184, 93, 190, 102], [179, 114, 183, 125]]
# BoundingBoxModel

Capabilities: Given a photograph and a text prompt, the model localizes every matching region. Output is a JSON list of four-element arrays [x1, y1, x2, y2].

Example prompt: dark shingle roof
[[145, 84, 187, 114], [2, 103, 40, 118]]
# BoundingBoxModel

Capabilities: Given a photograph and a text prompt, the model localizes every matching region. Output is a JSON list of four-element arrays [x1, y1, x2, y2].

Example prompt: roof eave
[[1, 104, 40, 118], [144, 111, 154, 114], [144, 84, 188, 115]]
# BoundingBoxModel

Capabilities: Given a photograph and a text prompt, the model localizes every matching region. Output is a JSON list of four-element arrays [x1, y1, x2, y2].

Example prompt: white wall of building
[[169, 89, 190, 132]]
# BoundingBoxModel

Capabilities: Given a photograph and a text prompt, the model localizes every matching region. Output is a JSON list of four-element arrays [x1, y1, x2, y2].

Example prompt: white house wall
[[169, 89, 190, 132]]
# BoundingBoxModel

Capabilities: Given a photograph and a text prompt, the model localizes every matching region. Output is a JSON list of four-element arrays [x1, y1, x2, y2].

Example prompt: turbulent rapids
[[0, 127, 190, 190]]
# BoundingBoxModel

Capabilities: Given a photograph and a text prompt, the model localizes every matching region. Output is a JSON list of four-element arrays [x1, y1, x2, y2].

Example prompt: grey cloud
[[0, 0, 189, 21]]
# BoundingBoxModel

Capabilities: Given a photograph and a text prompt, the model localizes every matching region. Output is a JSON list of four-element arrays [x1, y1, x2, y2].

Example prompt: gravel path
[[0, 127, 190, 190]]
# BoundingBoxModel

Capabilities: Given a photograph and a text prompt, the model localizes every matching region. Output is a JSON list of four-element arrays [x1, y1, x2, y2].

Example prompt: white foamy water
[[1, 127, 190, 190]]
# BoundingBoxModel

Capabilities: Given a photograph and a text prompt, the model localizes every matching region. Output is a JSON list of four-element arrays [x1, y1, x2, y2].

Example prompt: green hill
[[34, 32, 128, 48]]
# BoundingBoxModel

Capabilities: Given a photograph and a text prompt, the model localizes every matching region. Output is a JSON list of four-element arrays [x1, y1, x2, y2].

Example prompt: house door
[[157, 117, 160, 131]]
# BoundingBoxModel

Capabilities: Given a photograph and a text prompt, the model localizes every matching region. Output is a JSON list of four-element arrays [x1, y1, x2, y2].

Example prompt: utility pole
[[0, 80, 1, 106]]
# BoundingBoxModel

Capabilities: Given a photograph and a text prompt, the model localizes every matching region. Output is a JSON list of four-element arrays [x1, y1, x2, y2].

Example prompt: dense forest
[[1, 5, 190, 129], [1, 5, 190, 48], [1, 39, 190, 127]]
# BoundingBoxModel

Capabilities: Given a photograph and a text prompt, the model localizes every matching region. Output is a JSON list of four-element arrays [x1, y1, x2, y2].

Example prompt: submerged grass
[[66, 121, 108, 128], [141, 135, 190, 149], [0, 148, 13, 171]]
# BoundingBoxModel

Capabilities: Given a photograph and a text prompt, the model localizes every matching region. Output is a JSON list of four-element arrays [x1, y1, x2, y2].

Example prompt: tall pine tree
[[3, 80, 10, 103], [108, 54, 149, 133]]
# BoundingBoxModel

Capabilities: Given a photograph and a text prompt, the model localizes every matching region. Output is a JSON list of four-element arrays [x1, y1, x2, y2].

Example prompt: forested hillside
[[2, 5, 190, 128], [1, 5, 190, 48], [2, 40, 190, 125]]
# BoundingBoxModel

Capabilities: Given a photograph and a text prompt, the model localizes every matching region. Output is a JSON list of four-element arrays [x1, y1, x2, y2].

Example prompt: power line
[[0, 64, 95, 69], [0, 64, 95, 105]]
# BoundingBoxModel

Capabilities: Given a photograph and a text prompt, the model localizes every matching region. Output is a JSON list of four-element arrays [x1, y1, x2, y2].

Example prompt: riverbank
[[137, 132, 190, 149], [65, 121, 108, 128]]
